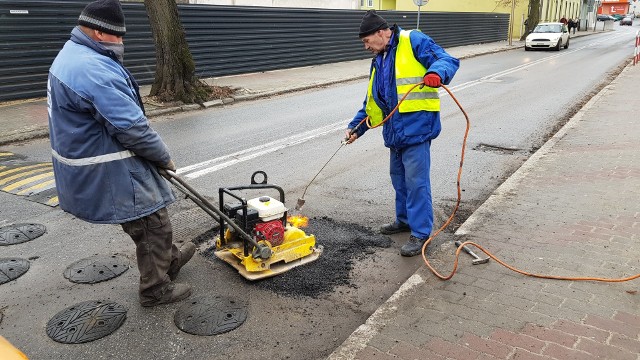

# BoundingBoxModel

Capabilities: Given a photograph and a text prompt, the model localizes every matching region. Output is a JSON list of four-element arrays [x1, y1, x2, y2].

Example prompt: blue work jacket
[[48, 27, 175, 224], [349, 26, 460, 149]]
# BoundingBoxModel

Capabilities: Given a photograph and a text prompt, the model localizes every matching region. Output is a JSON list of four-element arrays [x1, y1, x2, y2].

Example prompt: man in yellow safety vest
[[345, 10, 459, 256]]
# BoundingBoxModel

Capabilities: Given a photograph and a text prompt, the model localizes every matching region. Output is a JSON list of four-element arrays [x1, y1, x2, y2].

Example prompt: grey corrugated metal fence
[[0, 1, 509, 101]]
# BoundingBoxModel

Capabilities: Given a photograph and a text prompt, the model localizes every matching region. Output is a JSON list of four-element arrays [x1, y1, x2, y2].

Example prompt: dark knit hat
[[78, 0, 126, 36], [358, 10, 389, 38]]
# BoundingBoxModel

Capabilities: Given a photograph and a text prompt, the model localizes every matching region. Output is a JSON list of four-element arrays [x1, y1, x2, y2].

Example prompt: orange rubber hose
[[420, 85, 640, 283]]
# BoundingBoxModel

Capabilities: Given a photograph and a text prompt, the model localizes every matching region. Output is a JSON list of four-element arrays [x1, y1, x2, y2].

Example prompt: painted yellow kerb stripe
[[0, 163, 51, 179], [16, 179, 55, 195], [2, 172, 54, 192], [0, 152, 14, 157], [0, 165, 53, 186], [47, 196, 59, 206]]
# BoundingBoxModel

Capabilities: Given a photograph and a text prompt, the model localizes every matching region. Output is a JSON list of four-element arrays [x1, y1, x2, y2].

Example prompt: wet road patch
[[63, 255, 130, 284], [46, 301, 127, 344], [0, 258, 30, 285], [174, 296, 247, 336], [0, 223, 46, 246]]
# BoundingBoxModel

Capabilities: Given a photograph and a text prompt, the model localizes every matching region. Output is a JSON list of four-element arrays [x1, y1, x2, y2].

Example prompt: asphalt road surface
[[0, 27, 637, 360]]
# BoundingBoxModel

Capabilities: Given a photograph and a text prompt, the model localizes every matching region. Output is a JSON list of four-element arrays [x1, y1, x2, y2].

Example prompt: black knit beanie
[[78, 0, 126, 36], [358, 10, 389, 38]]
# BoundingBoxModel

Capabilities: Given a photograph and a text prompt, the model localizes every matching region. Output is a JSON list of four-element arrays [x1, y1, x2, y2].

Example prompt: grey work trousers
[[121, 207, 179, 300]]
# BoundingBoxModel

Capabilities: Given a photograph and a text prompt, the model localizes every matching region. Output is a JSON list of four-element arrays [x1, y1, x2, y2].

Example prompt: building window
[[367, 0, 374, 7]]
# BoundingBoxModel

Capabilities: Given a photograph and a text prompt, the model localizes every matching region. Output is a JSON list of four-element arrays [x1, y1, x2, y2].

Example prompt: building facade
[[359, 0, 585, 39], [598, 0, 633, 15]]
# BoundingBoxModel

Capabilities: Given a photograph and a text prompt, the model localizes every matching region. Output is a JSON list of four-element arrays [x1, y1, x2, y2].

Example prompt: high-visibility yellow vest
[[365, 30, 440, 127]]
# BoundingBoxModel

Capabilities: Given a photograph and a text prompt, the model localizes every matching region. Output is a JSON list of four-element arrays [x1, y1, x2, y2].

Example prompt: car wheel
[[555, 39, 561, 51], [525, 46, 530, 51], [564, 38, 569, 49]]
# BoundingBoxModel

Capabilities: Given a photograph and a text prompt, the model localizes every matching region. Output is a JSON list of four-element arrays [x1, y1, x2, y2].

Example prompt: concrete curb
[[0, 129, 51, 146], [328, 274, 426, 360]]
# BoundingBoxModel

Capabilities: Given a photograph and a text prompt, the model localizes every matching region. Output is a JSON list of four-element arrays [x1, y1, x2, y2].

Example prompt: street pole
[[413, 0, 428, 31], [593, 0, 596, 32], [509, 0, 516, 45]]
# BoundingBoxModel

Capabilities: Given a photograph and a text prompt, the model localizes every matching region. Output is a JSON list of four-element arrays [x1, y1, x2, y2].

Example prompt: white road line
[[178, 33, 629, 179], [180, 120, 347, 179]]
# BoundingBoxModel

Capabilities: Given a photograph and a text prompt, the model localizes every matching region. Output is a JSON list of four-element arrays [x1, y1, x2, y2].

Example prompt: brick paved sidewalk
[[330, 64, 640, 360]]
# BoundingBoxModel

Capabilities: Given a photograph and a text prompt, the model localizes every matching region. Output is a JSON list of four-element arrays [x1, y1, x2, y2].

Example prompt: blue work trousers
[[389, 140, 433, 239]]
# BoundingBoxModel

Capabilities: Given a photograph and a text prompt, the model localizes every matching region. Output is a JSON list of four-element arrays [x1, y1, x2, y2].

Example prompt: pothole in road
[[197, 217, 392, 298], [473, 143, 523, 154]]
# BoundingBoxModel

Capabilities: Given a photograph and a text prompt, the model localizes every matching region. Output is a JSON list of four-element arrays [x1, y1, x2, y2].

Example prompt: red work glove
[[423, 73, 442, 88]]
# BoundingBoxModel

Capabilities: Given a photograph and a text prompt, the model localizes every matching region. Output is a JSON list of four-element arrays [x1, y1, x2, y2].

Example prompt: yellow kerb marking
[[17, 179, 55, 195], [0, 163, 53, 180], [0, 152, 14, 157], [2, 172, 54, 192], [46, 196, 59, 206]]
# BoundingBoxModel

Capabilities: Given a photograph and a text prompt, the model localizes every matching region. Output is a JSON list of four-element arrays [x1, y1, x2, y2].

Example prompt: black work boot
[[168, 242, 196, 281], [380, 221, 410, 235], [400, 235, 427, 257], [140, 282, 192, 307]]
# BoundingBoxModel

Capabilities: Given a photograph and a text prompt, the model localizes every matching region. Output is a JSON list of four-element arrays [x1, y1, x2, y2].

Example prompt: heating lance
[[294, 120, 365, 211]]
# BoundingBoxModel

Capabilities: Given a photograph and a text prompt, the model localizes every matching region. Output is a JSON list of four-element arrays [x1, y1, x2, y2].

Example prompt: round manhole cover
[[174, 296, 247, 336], [63, 255, 130, 284], [0, 223, 46, 246], [46, 301, 127, 344], [0, 258, 30, 285]]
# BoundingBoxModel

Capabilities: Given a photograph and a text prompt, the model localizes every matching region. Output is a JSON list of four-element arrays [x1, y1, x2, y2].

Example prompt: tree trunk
[[144, 0, 210, 103], [521, 0, 542, 40]]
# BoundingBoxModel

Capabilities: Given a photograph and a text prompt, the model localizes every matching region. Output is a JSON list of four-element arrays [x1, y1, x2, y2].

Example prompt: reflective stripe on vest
[[52, 149, 135, 166], [365, 30, 440, 127]]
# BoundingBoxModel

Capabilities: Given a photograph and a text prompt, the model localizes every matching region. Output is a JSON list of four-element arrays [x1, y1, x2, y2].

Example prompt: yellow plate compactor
[[163, 170, 322, 280]]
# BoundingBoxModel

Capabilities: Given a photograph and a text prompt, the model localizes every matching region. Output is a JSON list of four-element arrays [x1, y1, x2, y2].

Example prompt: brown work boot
[[140, 282, 192, 307], [168, 242, 196, 281]]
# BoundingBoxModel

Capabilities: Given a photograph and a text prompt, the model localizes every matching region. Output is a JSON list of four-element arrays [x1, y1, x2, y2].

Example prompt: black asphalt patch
[[174, 295, 247, 336], [202, 217, 392, 298], [0, 223, 46, 246], [0, 258, 30, 285], [46, 301, 127, 344], [63, 255, 130, 284]]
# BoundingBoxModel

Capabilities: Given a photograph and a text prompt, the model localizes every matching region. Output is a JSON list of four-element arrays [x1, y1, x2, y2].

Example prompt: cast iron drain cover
[[46, 301, 127, 344], [0, 223, 46, 246], [174, 296, 247, 336], [0, 258, 30, 285], [63, 255, 130, 284]]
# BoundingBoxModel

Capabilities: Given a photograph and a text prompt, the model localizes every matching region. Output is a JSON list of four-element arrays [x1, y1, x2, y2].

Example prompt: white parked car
[[525, 22, 570, 51]]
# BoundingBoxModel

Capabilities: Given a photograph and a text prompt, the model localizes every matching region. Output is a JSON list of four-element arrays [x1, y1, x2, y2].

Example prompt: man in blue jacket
[[48, 0, 195, 306], [345, 10, 459, 257]]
